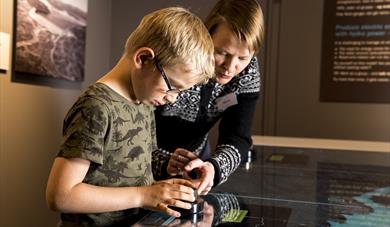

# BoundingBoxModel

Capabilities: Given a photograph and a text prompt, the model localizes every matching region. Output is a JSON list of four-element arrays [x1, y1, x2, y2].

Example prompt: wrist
[[133, 186, 146, 208], [205, 161, 215, 172], [205, 158, 221, 186]]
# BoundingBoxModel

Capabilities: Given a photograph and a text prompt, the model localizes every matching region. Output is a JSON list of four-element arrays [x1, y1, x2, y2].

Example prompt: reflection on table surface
[[134, 145, 390, 227]]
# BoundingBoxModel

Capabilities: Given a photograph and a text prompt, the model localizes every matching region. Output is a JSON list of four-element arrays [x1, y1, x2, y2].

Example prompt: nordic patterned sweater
[[152, 57, 260, 186]]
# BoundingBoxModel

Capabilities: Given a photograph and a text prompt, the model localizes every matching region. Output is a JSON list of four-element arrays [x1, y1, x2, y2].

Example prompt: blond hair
[[125, 7, 214, 84], [205, 0, 264, 53]]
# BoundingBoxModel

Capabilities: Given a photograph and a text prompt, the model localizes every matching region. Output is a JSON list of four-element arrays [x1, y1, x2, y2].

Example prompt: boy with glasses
[[46, 7, 214, 226]]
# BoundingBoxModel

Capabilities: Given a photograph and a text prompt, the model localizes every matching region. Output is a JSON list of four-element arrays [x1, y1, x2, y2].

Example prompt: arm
[[207, 58, 260, 185], [207, 92, 258, 185], [46, 157, 196, 217]]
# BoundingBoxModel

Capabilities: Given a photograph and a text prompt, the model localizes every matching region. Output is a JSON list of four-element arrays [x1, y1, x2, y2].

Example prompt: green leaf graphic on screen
[[222, 209, 248, 223]]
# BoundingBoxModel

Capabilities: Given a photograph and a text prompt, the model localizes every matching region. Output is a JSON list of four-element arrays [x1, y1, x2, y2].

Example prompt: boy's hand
[[140, 178, 196, 217]]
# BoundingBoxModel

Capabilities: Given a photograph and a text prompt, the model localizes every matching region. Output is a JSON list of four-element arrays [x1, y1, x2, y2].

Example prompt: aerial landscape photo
[[15, 0, 87, 81]]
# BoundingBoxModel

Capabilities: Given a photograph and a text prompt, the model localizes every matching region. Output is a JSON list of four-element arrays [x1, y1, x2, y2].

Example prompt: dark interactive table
[[134, 145, 390, 226]]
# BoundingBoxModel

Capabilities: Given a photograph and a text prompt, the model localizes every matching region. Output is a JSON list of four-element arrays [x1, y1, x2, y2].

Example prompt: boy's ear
[[133, 47, 155, 69]]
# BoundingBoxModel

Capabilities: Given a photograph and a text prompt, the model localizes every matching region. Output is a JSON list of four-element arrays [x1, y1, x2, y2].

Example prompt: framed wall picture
[[12, 0, 88, 84]]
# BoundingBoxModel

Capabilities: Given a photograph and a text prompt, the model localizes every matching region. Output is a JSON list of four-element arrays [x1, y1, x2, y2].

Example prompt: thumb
[[184, 159, 203, 171]]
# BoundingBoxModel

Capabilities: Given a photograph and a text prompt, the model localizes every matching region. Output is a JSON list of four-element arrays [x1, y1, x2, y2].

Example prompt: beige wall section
[[0, 0, 112, 226]]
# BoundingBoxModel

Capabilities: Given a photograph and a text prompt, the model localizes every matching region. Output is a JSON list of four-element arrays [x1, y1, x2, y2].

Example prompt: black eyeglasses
[[154, 59, 181, 95]]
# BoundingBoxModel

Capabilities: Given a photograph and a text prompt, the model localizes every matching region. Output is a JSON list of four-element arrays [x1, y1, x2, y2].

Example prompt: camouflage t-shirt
[[58, 83, 156, 226]]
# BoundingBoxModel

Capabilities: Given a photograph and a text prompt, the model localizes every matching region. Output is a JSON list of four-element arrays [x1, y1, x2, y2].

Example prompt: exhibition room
[[0, 0, 389, 226]]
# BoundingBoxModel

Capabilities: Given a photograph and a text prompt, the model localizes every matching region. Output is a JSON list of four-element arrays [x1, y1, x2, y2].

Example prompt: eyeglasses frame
[[154, 59, 181, 95]]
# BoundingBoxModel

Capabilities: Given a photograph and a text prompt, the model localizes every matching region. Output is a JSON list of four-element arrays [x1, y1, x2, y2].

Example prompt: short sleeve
[[58, 97, 109, 165]]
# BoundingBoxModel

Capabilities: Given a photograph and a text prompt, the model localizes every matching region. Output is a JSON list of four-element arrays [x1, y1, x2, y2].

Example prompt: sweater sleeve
[[152, 148, 171, 181], [207, 58, 260, 186]]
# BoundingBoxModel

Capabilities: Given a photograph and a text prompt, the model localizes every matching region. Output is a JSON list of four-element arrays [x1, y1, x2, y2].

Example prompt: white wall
[[0, 0, 112, 226]]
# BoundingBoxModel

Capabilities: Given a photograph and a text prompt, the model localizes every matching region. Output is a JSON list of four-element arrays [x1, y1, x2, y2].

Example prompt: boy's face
[[212, 22, 255, 85], [134, 61, 197, 106]]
